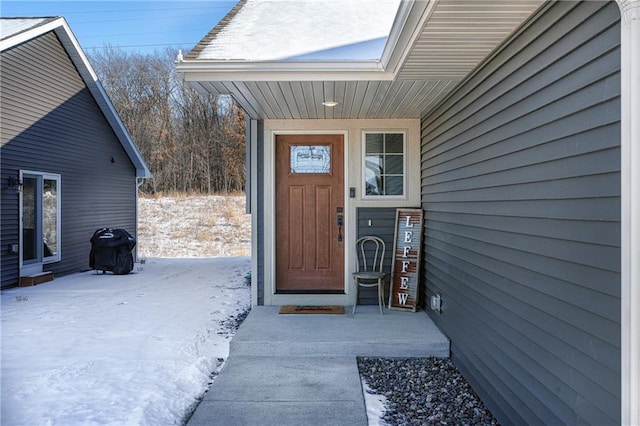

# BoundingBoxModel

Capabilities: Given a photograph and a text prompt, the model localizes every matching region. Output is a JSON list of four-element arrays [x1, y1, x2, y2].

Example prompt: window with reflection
[[363, 132, 405, 196]]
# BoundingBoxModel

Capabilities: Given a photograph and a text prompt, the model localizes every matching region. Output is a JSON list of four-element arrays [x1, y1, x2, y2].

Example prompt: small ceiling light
[[322, 101, 338, 107]]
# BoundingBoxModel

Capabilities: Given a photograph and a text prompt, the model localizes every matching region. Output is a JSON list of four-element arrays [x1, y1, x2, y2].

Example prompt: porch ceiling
[[178, 0, 544, 120]]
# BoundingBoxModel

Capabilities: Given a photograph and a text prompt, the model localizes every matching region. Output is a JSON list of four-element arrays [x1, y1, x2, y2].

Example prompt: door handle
[[337, 214, 343, 242]]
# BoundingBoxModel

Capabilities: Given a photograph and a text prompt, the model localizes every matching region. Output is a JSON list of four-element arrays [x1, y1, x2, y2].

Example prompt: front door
[[275, 134, 344, 292]]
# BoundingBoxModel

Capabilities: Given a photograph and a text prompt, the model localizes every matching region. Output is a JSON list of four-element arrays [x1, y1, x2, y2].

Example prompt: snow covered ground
[[137, 194, 251, 259], [1, 257, 251, 425], [1, 195, 392, 425]]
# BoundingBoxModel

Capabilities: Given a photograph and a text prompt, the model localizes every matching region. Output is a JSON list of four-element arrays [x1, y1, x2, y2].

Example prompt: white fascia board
[[380, 0, 438, 74], [176, 60, 394, 82], [0, 17, 65, 52]]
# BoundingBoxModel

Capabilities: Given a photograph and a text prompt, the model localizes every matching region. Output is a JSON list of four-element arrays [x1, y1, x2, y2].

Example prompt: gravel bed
[[358, 357, 499, 426]]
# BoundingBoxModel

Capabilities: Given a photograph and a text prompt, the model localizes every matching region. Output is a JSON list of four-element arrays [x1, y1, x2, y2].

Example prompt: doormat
[[279, 305, 344, 315]]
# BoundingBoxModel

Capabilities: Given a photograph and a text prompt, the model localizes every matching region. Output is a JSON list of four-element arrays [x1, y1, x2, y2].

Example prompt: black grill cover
[[89, 228, 136, 275]]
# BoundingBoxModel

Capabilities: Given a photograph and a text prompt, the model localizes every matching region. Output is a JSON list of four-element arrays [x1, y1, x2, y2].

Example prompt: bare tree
[[89, 47, 246, 194]]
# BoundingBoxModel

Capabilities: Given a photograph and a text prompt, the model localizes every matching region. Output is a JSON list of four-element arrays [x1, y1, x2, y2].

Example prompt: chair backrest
[[355, 236, 385, 273]]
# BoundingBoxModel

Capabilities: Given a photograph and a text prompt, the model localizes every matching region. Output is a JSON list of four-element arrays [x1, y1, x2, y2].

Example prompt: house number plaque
[[389, 208, 423, 312]]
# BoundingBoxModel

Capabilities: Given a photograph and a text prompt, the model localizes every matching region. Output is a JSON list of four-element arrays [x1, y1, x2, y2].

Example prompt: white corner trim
[[618, 0, 640, 425], [250, 119, 259, 307]]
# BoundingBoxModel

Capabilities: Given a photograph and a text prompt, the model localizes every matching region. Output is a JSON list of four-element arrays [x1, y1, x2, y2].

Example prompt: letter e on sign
[[400, 276, 409, 289]]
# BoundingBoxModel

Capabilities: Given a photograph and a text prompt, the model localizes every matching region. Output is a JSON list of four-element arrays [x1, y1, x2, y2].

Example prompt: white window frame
[[19, 170, 62, 268], [361, 130, 407, 199]]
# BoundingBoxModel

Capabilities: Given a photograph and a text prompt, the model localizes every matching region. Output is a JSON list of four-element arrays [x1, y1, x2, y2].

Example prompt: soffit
[[396, 0, 544, 80], [189, 79, 456, 119], [179, 0, 545, 120]]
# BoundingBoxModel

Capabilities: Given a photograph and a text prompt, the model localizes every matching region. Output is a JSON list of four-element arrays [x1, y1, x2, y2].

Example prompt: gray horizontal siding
[[0, 186, 20, 285], [355, 208, 398, 305], [1, 31, 138, 288], [420, 2, 620, 425]]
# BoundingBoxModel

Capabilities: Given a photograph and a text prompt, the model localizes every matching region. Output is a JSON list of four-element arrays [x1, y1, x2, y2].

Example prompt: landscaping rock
[[358, 357, 499, 426]]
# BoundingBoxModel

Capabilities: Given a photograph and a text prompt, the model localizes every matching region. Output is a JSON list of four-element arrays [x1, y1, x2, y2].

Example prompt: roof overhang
[[1, 17, 152, 178], [177, 60, 393, 81], [177, 0, 546, 120]]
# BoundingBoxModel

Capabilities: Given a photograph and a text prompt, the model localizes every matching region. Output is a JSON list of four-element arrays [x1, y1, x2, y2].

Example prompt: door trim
[[275, 134, 345, 293], [266, 130, 350, 305], [19, 170, 62, 275]]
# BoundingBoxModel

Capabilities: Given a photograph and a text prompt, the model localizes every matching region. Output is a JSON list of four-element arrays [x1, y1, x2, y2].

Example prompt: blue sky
[[1, 1, 238, 55]]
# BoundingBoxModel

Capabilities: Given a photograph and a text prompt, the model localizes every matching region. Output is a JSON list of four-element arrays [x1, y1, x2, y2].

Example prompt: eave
[[177, 0, 546, 120], [177, 60, 393, 81]]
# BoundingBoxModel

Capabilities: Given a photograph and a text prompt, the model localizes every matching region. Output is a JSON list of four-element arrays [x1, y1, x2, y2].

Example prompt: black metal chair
[[352, 236, 386, 315]]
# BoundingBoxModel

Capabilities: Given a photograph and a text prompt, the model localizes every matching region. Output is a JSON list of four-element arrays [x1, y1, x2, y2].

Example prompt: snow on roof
[[196, 0, 401, 61], [0, 17, 55, 41]]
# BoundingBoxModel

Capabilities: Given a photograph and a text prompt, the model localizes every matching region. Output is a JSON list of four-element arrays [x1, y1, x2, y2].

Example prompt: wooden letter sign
[[389, 208, 423, 312]]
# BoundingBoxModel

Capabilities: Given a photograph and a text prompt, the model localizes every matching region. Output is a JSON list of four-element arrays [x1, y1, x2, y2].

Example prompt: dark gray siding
[[355, 207, 396, 305], [420, 2, 620, 425], [1, 31, 137, 288]]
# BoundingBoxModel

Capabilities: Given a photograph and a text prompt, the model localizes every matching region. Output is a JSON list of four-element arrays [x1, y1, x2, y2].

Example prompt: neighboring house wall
[[1, 31, 138, 288], [420, 2, 620, 425]]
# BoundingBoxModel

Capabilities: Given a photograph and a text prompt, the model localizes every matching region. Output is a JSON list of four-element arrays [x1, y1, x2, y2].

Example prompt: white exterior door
[[20, 170, 61, 275]]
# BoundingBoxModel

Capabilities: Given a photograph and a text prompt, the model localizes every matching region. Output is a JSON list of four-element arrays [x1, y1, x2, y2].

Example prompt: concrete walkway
[[187, 305, 449, 426]]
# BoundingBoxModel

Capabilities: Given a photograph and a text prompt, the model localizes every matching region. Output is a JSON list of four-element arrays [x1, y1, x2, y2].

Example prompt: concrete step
[[188, 356, 367, 426], [229, 305, 450, 358]]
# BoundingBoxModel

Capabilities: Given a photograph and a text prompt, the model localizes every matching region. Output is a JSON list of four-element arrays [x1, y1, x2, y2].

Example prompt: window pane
[[363, 132, 405, 197], [290, 145, 331, 173], [43, 179, 58, 257], [365, 134, 383, 154], [22, 177, 37, 261], [365, 155, 383, 173], [365, 155, 383, 195], [385, 176, 403, 195], [385, 134, 404, 153], [385, 155, 403, 174], [365, 179, 382, 196]]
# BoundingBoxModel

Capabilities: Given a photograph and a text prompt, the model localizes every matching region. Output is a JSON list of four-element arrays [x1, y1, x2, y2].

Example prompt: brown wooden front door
[[275, 134, 345, 292]]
